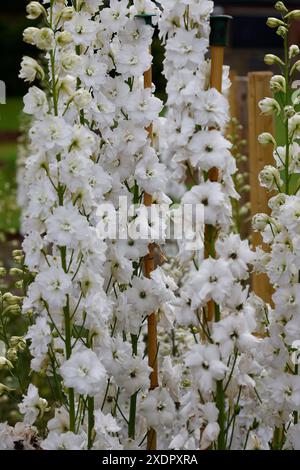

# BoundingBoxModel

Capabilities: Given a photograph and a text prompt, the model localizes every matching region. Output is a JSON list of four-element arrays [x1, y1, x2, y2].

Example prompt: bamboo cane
[[206, 15, 232, 322], [135, 13, 158, 451]]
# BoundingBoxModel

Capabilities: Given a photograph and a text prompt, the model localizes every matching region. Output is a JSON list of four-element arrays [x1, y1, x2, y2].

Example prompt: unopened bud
[[26, 2, 46, 20], [0, 383, 15, 395], [289, 45, 300, 58], [9, 268, 23, 276], [264, 54, 284, 66], [56, 31, 73, 47], [276, 26, 288, 38], [252, 214, 270, 231], [6, 348, 18, 362], [0, 357, 13, 369], [258, 132, 276, 146], [275, 2, 288, 13], [266, 17, 286, 28], [285, 10, 300, 20], [270, 75, 286, 93], [284, 105, 296, 119], [59, 6, 74, 21]]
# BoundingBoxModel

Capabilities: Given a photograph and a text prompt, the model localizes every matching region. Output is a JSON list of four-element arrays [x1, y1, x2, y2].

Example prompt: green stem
[[128, 334, 138, 439], [64, 295, 75, 432], [87, 396, 95, 449], [216, 380, 226, 449]]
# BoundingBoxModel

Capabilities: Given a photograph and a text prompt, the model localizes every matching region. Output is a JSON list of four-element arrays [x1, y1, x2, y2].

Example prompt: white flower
[[100, 0, 128, 33], [215, 234, 254, 280], [114, 43, 152, 78], [188, 130, 233, 171], [19, 56, 44, 83], [182, 182, 230, 227], [117, 356, 151, 395], [94, 410, 120, 435], [165, 29, 208, 68], [259, 165, 282, 190], [140, 388, 176, 429], [135, 148, 166, 194], [126, 88, 163, 127], [212, 315, 259, 358], [127, 276, 159, 316], [41, 431, 86, 450], [34, 265, 72, 309], [184, 258, 234, 308], [45, 205, 90, 248], [19, 385, 48, 425], [64, 12, 98, 46], [23, 86, 48, 116], [185, 344, 227, 393], [35, 28, 55, 51], [25, 316, 51, 371], [48, 407, 69, 434], [60, 349, 106, 396]]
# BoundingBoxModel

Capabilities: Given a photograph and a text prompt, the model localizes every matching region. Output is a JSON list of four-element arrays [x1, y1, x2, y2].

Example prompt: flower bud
[[284, 105, 296, 119], [12, 250, 23, 258], [289, 45, 300, 59], [0, 383, 15, 395], [258, 132, 276, 146], [73, 89, 92, 109], [35, 28, 55, 51], [290, 60, 300, 75], [60, 6, 74, 21], [15, 280, 24, 289], [59, 75, 77, 96], [0, 268, 6, 277], [264, 54, 284, 66], [10, 336, 26, 350], [252, 214, 270, 231], [259, 165, 282, 190], [23, 27, 39, 45], [0, 357, 13, 369], [19, 56, 45, 83], [276, 26, 288, 38], [289, 114, 300, 137], [259, 98, 281, 116], [9, 268, 23, 276], [6, 348, 18, 362], [3, 293, 22, 305], [275, 2, 288, 13], [56, 31, 73, 47], [268, 193, 287, 212], [26, 1, 46, 20], [285, 10, 300, 19], [270, 75, 286, 93], [266, 17, 285, 28]]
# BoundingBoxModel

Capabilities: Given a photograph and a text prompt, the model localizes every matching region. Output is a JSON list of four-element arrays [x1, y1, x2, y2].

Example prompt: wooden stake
[[143, 54, 159, 452], [205, 15, 232, 322], [205, 45, 225, 321], [248, 71, 274, 304]]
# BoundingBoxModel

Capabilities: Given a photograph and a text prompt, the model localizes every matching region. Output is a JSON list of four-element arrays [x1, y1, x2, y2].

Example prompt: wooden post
[[144, 62, 159, 451], [248, 71, 274, 304], [206, 15, 232, 321], [135, 13, 159, 451]]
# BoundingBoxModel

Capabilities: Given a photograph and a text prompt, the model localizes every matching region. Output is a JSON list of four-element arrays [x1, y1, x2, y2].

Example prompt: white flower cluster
[[250, 6, 300, 449], [8, 0, 300, 452], [16, 0, 181, 450], [156, 0, 264, 450]]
